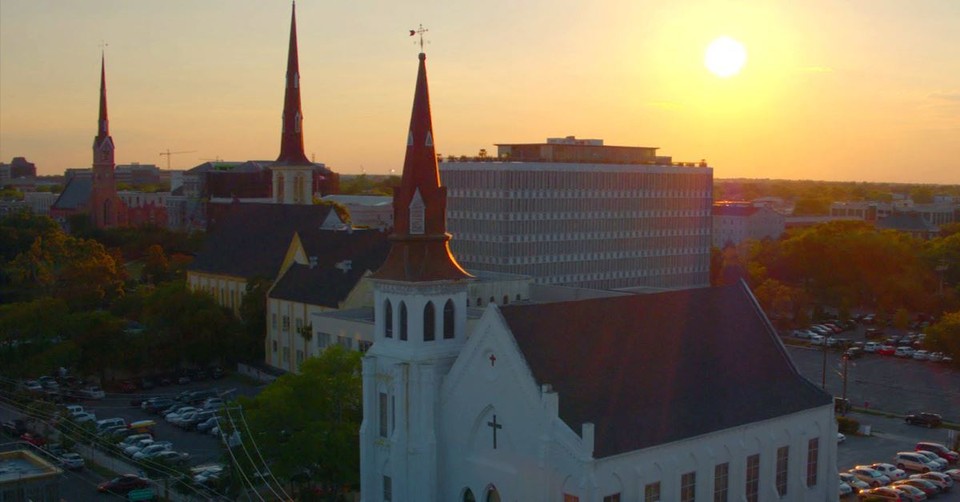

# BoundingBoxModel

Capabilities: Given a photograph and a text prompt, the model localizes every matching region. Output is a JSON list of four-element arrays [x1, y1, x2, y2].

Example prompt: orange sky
[[1, 0, 958, 183]]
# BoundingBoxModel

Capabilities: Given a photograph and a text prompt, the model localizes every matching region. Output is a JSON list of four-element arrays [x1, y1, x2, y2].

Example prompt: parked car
[[123, 438, 158, 457], [59, 452, 85, 470], [856, 486, 905, 500], [19, 432, 46, 447], [165, 406, 199, 423], [133, 442, 173, 460], [944, 469, 960, 481], [72, 411, 97, 423], [878, 345, 897, 356], [871, 463, 908, 481], [841, 472, 871, 491], [844, 347, 864, 359], [97, 474, 150, 494], [95, 417, 127, 433], [896, 452, 942, 473], [117, 433, 153, 449], [909, 472, 954, 490], [905, 413, 943, 428], [152, 450, 190, 465], [850, 466, 891, 487], [197, 416, 219, 433], [81, 386, 105, 399], [916, 442, 960, 464], [894, 347, 915, 358], [912, 350, 930, 361], [839, 480, 853, 497], [914, 450, 949, 471], [144, 398, 174, 414], [889, 482, 929, 501]]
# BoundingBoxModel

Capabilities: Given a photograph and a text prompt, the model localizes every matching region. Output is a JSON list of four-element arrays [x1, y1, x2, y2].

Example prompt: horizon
[[1, 1, 958, 184]]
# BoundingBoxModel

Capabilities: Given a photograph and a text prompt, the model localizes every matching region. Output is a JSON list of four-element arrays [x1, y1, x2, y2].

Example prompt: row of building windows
[[441, 166, 711, 194], [636, 439, 818, 502], [449, 188, 710, 199]]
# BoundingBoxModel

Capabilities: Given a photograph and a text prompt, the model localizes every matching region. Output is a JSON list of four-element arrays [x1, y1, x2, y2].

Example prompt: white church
[[359, 50, 838, 502]]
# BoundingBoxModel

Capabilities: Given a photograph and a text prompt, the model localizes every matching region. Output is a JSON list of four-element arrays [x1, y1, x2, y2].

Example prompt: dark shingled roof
[[188, 203, 336, 280], [51, 175, 92, 210], [270, 229, 390, 306], [498, 282, 831, 458]]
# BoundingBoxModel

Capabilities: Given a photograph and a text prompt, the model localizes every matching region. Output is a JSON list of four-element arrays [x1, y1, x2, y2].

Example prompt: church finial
[[274, 1, 311, 166], [409, 24, 429, 53]]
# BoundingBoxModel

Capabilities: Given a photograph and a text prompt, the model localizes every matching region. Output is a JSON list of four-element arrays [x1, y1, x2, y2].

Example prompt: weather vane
[[409, 24, 429, 52], [99, 40, 109, 54]]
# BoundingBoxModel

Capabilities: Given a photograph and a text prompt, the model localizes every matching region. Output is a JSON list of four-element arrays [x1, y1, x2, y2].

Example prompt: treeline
[[0, 213, 257, 381], [716, 220, 960, 359]]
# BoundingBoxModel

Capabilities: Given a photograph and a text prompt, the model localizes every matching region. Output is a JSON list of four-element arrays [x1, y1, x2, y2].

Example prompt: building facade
[[441, 158, 713, 290], [712, 203, 786, 247]]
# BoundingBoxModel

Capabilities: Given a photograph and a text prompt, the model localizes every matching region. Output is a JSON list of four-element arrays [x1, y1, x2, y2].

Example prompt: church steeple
[[275, 1, 311, 166], [372, 51, 472, 282], [90, 52, 119, 229], [96, 53, 110, 142]]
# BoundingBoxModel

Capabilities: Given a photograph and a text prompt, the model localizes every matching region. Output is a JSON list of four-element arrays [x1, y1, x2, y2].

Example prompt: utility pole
[[821, 338, 828, 389], [841, 354, 849, 409]]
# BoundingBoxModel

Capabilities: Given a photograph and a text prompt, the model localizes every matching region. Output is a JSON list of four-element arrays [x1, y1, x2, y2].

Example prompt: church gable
[[439, 306, 591, 495]]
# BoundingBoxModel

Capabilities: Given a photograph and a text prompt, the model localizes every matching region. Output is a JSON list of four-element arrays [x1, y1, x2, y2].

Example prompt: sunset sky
[[1, 0, 958, 183]]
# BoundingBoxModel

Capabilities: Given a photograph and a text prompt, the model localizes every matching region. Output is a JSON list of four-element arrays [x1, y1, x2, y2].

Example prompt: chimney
[[308, 256, 318, 269]]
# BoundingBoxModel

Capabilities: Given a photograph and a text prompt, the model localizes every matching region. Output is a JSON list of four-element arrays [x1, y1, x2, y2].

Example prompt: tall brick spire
[[90, 52, 119, 228], [275, 2, 311, 166], [372, 51, 472, 282]]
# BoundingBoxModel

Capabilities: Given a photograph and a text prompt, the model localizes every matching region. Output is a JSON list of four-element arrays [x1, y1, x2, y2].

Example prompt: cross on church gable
[[489, 354, 496, 367], [487, 414, 502, 449]]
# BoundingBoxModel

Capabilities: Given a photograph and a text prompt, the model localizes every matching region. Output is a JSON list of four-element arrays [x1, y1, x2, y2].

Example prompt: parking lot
[[1, 374, 263, 500], [786, 340, 960, 500]]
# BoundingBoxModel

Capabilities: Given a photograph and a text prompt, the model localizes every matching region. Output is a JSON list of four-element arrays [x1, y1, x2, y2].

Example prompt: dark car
[[145, 398, 174, 414], [865, 328, 884, 338], [98, 474, 150, 494], [844, 347, 864, 359], [905, 412, 943, 428]]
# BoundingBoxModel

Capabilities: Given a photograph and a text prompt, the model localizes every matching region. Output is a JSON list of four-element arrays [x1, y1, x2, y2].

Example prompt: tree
[[235, 346, 362, 498], [924, 310, 960, 364], [239, 277, 272, 363], [141, 244, 170, 284]]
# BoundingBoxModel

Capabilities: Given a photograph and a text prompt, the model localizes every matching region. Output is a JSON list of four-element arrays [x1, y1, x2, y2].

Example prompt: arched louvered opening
[[399, 302, 408, 341], [443, 299, 455, 339], [423, 302, 436, 341], [384, 300, 393, 338]]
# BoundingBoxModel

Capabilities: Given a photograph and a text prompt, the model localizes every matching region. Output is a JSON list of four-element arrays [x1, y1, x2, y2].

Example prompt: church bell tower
[[360, 41, 473, 501]]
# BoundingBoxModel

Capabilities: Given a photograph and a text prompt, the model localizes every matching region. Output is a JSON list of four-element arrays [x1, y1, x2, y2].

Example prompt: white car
[[59, 452, 85, 469], [870, 463, 907, 481], [849, 467, 891, 487], [65, 405, 85, 416], [912, 350, 929, 361], [133, 443, 173, 460], [152, 450, 190, 464], [81, 386, 105, 399], [117, 433, 153, 449], [915, 450, 949, 470], [839, 481, 852, 497], [165, 406, 197, 423], [945, 469, 960, 481], [124, 438, 156, 457], [837, 433, 846, 443], [840, 472, 870, 491], [910, 471, 954, 490], [928, 352, 944, 362], [894, 347, 915, 358], [22, 380, 43, 392], [809, 334, 824, 345], [863, 342, 881, 353], [895, 451, 942, 473], [72, 411, 97, 423]]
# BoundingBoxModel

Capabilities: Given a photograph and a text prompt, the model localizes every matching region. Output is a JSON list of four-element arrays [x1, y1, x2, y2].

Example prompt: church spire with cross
[[372, 45, 473, 282], [274, 1, 311, 166]]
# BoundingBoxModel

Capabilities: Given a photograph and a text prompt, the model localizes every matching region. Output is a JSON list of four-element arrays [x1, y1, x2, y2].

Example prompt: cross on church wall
[[489, 354, 497, 367], [487, 414, 502, 449]]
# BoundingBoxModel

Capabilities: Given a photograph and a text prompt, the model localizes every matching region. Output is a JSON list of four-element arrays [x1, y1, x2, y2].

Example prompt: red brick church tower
[[89, 54, 126, 228]]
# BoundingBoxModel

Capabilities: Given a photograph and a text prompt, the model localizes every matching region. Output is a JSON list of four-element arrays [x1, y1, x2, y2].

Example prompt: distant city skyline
[[1, 0, 958, 183]]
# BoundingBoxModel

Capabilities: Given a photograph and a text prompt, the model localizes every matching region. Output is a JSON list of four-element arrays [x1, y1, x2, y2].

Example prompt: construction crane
[[159, 149, 197, 169]]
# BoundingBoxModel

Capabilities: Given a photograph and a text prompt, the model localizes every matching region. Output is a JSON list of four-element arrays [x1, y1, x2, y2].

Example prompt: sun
[[704, 36, 747, 78]]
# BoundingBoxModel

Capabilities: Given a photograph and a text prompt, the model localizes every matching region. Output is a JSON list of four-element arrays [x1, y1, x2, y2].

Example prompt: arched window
[[443, 300, 455, 339], [423, 302, 435, 341], [477, 298, 483, 307], [399, 302, 408, 341], [502, 295, 509, 305], [516, 294, 521, 301], [384, 300, 393, 338], [463, 489, 476, 502], [485, 487, 501, 502], [489, 296, 495, 304]]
